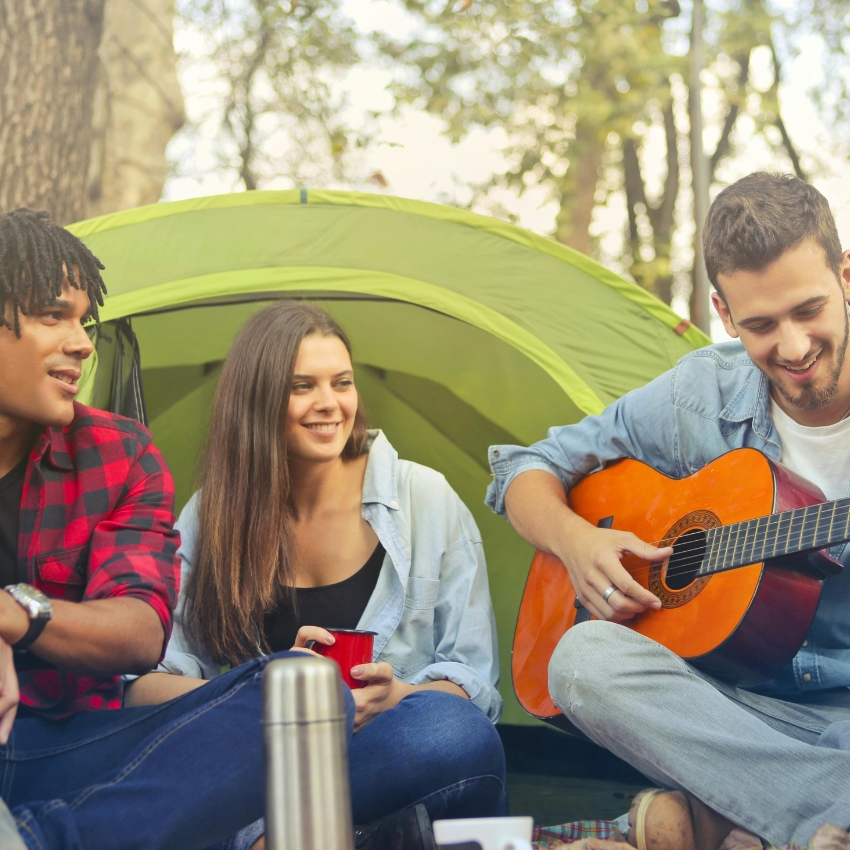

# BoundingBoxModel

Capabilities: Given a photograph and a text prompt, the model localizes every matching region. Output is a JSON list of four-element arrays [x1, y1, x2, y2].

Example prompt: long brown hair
[[185, 301, 369, 665]]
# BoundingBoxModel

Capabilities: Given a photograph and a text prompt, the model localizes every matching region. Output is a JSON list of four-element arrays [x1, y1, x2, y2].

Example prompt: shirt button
[[390, 500, 398, 508], [492, 450, 500, 457], [802, 673, 812, 683], [802, 640, 809, 647]]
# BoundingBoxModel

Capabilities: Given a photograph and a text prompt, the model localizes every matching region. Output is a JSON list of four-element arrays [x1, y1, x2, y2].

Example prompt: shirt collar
[[718, 363, 775, 444], [361, 430, 400, 510], [31, 417, 75, 473]]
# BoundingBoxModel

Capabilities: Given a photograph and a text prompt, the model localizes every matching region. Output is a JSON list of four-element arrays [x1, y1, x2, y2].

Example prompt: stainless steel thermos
[[263, 655, 355, 850]]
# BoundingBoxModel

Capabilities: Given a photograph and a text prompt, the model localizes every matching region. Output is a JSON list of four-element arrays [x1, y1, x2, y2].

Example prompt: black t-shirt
[[264, 542, 386, 653], [0, 455, 28, 588]]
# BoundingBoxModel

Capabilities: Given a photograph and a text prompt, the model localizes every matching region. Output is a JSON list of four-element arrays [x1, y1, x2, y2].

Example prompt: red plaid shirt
[[16, 402, 180, 718]]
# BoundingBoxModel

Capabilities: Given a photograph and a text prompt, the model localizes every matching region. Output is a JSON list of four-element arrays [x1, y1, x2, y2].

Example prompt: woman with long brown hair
[[129, 301, 505, 850]]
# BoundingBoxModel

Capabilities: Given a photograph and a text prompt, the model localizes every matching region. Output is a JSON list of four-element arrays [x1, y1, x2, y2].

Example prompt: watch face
[[28, 588, 50, 613], [8, 585, 52, 619]]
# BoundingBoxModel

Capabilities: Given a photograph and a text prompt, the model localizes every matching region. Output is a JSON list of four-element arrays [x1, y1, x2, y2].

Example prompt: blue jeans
[[4, 653, 505, 849], [351, 688, 506, 823], [236, 686, 508, 849], [549, 622, 850, 847]]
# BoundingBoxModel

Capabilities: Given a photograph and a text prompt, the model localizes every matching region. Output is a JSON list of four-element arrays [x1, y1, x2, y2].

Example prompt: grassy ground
[[498, 725, 650, 828]]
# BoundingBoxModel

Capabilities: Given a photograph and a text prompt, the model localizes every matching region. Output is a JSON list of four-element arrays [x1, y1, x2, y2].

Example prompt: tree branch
[[709, 51, 749, 181], [223, 7, 274, 190], [648, 97, 679, 240], [770, 41, 807, 180], [623, 136, 645, 265]]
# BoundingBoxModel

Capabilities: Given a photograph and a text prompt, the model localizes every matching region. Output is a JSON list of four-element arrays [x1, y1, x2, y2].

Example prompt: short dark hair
[[0, 208, 107, 336], [703, 173, 842, 296]]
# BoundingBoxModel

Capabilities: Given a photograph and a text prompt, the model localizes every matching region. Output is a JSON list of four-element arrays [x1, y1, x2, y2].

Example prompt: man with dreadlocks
[[0, 208, 284, 849]]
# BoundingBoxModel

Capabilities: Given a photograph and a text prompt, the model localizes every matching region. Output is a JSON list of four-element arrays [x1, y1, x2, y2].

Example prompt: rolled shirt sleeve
[[406, 501, 502, 722], [485, 369, 681, 519], [18, 408, 183, 717], [84, 443, 181, 656]]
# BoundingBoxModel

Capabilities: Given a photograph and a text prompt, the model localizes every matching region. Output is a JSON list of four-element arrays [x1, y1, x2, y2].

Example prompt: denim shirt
[[162, 430, 502, 721], [485, 340, 850, 696]]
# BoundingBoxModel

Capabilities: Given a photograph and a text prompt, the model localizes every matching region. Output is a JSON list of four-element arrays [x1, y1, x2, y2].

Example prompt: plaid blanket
[[532, 820, 624, 847]]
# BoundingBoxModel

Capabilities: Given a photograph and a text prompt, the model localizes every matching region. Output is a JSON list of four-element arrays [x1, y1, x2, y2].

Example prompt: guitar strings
[[558, 498, 850, 587], [617, 531, 833, 582], [609, 506, 850, 553], [657, 512, 850, 577], [603, 509, 850, 582]]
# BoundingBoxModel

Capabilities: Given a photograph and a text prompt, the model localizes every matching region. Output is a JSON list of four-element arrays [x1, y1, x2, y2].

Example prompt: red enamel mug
[[313, 629, 377, 689]]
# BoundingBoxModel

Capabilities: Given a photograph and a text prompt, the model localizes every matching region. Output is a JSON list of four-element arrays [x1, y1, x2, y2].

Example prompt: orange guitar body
[[512, 449, 835, 726]]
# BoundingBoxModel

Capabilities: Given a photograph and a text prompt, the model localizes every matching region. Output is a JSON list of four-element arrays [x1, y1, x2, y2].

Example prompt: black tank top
[[264, 543, 385, 653], [0, 455, 27, 588]]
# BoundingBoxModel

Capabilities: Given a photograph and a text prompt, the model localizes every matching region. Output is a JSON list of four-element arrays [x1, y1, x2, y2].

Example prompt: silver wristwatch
[[5, 584, 52, 649]]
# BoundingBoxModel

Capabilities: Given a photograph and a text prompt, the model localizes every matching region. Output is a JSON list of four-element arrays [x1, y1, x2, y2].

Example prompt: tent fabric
[[69, 190, 708, 725]]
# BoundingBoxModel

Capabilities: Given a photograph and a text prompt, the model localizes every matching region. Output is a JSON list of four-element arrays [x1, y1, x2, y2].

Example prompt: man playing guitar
[[487, 173, 850, 850]]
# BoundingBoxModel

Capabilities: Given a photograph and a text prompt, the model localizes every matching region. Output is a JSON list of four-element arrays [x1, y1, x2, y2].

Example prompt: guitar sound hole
[[665, 528, 707, 591]]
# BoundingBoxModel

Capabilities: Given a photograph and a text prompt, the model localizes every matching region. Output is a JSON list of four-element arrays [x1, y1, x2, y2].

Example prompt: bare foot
[[627, 789, 738, 850], [807, 824, 850, 850], [249, 837, 265, 850]]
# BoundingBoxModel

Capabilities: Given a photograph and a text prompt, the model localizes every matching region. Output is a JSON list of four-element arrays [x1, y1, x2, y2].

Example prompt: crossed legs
[[3, 654, 504, 850], [549, 622, 850, 847]]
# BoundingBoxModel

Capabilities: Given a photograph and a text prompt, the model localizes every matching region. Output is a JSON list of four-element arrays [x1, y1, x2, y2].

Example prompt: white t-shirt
[[769, 397, 850, 501]]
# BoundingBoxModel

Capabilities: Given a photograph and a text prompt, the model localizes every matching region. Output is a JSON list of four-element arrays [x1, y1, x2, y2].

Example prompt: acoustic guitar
[[512, 448, 850, 729]]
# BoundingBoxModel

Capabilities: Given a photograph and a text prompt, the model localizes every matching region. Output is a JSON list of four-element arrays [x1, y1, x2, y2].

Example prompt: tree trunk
[[553, 132, 603, 256], [85, 0, 185, 219], [0, 0, 106, 224], [622, 97, 680, 304]]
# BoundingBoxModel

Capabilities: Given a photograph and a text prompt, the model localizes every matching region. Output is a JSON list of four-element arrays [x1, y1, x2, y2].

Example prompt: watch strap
[[13, 615, 48, 650]]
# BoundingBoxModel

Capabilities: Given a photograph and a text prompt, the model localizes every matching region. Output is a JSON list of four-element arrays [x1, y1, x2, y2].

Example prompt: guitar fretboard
[[701, 497, 850, 574]]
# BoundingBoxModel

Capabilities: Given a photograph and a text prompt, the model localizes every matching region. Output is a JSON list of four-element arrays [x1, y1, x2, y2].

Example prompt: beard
[[769, 310, 850, 412]]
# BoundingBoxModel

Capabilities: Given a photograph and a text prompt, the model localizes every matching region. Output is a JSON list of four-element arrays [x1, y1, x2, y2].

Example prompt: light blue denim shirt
[[162, 430, 502, 721], [486, 340, 850, 696]]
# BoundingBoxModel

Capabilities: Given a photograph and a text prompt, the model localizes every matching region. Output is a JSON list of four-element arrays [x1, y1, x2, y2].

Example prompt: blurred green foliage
[[175, 0, 361, 188], [383, 0, 850, 304], [172, 0, 850, 305]]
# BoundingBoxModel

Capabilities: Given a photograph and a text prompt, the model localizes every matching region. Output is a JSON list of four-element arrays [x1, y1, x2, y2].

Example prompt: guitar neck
[[703, 497, 850, 574], [699, 498, 850, 575]]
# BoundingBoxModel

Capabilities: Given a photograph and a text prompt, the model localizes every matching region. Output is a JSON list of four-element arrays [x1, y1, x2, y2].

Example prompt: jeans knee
[[818, 720, 850, 751], [445, 700, 504, 779], [398, 692, 504, 780], [548, 621, 632, 716]]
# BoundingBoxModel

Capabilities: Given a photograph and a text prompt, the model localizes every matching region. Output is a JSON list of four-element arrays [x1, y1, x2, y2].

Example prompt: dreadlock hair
[[0, 208, 107, 337]]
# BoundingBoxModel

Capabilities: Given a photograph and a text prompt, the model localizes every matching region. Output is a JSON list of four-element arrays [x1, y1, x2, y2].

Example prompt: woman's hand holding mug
[[290, 625, 335, 655], [290, 626, 381, 718], [349, 661, 411, 731]]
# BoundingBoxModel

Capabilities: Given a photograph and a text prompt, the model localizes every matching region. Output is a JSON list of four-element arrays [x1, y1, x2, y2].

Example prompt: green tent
[[69, 189, 708, 725]]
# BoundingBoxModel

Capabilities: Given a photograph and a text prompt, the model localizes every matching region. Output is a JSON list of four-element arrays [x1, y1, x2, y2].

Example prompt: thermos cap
[[262, 655, 348, 725]]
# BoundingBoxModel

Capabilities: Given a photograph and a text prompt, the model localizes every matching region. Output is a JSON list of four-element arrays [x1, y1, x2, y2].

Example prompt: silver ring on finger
[[602, 585, 617, 603]]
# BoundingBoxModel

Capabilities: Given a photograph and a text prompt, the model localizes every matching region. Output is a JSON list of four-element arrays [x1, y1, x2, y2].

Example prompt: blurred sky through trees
[[158, 0, 850, 337]]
